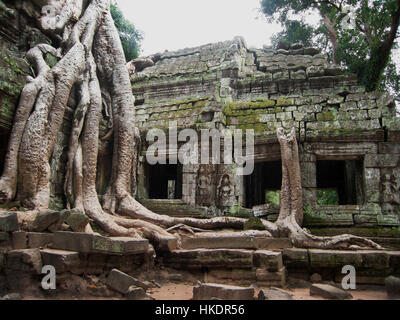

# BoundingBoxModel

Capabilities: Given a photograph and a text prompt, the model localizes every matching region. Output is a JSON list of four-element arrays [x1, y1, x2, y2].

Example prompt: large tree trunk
[[0, 0, 382, 251], [274, 128, 382, 250]]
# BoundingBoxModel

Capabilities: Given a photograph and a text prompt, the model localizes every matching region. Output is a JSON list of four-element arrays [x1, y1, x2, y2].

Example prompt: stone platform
[[1, 227, 400, 294]]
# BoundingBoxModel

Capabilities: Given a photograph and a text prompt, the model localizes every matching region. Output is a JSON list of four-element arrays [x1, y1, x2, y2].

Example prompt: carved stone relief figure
[[196, 164, 216, 207], [217, 174, 235, 209]]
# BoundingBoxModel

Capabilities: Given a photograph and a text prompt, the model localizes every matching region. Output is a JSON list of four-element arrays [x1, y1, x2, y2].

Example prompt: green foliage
[[261, 0, 400, 95], [265, 190, 280, 206], [110, 2, 143, 61], [272, 20, 315, 48], [317, 189, 338, 206]]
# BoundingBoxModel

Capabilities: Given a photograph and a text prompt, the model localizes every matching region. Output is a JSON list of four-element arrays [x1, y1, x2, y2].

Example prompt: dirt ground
[[147, 282, 391, 301]]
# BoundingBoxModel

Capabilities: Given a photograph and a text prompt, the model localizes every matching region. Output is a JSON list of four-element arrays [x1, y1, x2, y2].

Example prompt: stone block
[[12, 231, 27, 249], [385, 276, 400, 298], [379, 143, 400, 154], [126, 286, 147, 300], [64, 210, 90, 232], [40, 249, 80, 274], [193, 283, 254, 300], [51, 232, 149, 255], [310, 284, 353, 300], [389, 252, 400, 270], [31, 210, 69, 232], [7, 249, 42, 274], [253, 250, 283, 271], [304, 211, 354, 227], [28, 233, 54, 248], [256, 268, 286, 286], [365, 168, 380, 202], [365, 154, 399, 168], [308, 249, 363, 268], [106, 269, 149, 294], [377, 215, 400, 227], [256, 238, 293, 250], [162, 249, 254, 269], [283, 249, 309, 269], [0, 212, 18, 232], [357, 250, 390, 269], [258, 287, 293, 300], [0, 232, 9, 241], [181, 236, 258, 250]]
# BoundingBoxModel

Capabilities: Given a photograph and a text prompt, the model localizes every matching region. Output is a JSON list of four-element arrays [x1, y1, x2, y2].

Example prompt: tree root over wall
[[0, 0, 382, 251]]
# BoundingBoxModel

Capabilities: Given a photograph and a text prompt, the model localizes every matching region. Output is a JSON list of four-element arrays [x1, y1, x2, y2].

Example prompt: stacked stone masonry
[[0, 1, 399, 232], [131, 37, 400, 231]]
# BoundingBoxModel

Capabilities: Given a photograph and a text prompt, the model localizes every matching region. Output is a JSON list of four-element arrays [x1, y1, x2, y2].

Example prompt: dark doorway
[[245, 161, 282, 208], [316, 160, 364, 205], [148, 164, 183, 199], [0, 129, 10, 175]]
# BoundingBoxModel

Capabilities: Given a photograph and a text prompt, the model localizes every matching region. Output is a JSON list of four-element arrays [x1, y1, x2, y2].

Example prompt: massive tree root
[[273, 128, 383, 250], [0, 0, 382, 251]]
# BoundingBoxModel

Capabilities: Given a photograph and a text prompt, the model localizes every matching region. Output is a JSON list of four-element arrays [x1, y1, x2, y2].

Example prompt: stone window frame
[[301, 142, 378, 209]]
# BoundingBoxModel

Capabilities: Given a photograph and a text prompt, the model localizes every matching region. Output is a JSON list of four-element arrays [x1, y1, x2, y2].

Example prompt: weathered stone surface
[[304, 211, 354, 227], [193, 283, 254, 300], [162, 249, 253, 269], [7, 249, 42, 274], [358, 250, 390, 269], [64, 210, 90, 232], [253, 250, 283, 271], [40, 249, 80, 274], [126, 286, 147, 300], [181, 236, 258, 250], [256, 238, 293, 250], [51, 232, 149, 255], [31, 210, 69, 232], [283, 249, 309, 269], [258, 287, 293, 300], [28, 233, 54, 249], [0, 232, 9, 241], [0, 253, 5, 271], [385, 276, 400, 298], [310, 273, 322, 283], [308, 250, 363, 268], [12, 231, 27, 249], [106, 269, 149, 294], [310, 284, 353, 300], [0, 212, 18, 232], [256, 268, 287, 286]]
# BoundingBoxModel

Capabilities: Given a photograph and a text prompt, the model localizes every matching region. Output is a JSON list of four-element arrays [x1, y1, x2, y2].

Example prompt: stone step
[[161, 248, 284, 283], [0, 212, 18, 232], [208, 268, 286, 287], [193, 283, 255, 300], [50, 232, 149, 255], [181, 236, 292, 250], [13, 232, 54, 249], [164, 248, 283, 270], [283, 248, 400, 285], [40, 249, 80, 274]]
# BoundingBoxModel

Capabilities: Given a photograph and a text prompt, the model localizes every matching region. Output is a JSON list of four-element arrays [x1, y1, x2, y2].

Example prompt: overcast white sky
[[115, 0, 400, 72], [115, 0, 281, 56]]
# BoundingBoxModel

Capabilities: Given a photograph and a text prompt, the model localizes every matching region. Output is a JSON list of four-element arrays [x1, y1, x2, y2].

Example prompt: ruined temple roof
[[129, 38, 398, 142], [131, 36, 344, 83]]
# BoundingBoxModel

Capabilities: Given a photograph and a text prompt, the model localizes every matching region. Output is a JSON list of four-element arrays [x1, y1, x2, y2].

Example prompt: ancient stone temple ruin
[[126, 37, 400, 237], [1, 0, 400, 301]]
